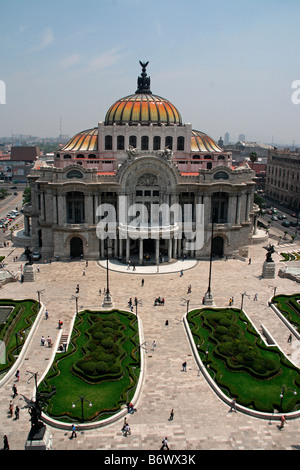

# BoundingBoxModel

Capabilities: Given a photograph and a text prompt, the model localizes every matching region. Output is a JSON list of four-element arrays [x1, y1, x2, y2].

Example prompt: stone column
[[235, 195, 241, 225], [245, 192, 251, 222], [168, 237, 172, 260], [126, 236, 130, 262], [139, 238, 143, 265], [24, 215, 31, 236], [119, 237, 123, 259], [155, 238, 159, 264]]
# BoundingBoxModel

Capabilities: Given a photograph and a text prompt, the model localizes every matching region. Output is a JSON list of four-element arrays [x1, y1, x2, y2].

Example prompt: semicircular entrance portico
[[117, 156, 181, 265]]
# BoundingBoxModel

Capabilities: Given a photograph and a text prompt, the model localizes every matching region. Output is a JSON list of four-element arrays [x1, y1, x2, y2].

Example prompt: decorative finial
[[136, 60, 152, 94]]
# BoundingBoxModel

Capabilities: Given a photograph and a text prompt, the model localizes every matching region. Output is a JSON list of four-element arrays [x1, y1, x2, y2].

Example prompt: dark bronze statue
[[264, 243, 275, 262]]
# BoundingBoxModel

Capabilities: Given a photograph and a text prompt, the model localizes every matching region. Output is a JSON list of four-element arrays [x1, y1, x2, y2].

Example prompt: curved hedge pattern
[[188, 307, 300, 413], [39, 310, 140, 423]]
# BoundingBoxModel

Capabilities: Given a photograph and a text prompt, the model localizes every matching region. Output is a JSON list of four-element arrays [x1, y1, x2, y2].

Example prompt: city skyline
[[0, 0, 299, 146]]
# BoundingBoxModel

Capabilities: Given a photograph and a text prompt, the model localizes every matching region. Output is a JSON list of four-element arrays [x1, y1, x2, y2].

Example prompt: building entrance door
[[212, 236, 224, 257], [70, 237, 83, 258]]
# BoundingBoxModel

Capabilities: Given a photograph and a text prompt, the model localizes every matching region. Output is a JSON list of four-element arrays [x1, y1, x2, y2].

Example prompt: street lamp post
[[102, 242, 113, 308], [240, 292, 250, 312], [72, 396, 92, 422], [279, 386, 297, 411], [204, 207, 215, 306], [135, 299, 143, 319], [70, 295, 79, 315]]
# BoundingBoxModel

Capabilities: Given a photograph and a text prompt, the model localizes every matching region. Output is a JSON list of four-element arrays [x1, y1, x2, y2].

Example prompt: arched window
[[141, 136, 149, 150], [76, 154, 85, 159], [64, 154, 71, 159], [88, 154, 96, 159], [177, 136, 185, 151], [117, 135, 125, 150], [165, 136, 173, 150], [153, 136, 161, 151], [129, 135, 137, 148], [105, 135, 112, 150]]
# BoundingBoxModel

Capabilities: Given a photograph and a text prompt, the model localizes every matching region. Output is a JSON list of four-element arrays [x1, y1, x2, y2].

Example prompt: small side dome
[[191, 130, 222, 153], [61, 128, 98, 152]]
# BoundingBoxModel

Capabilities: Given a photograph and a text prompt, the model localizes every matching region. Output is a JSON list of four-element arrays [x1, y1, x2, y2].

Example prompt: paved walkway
[[1, 239, 300, 451]]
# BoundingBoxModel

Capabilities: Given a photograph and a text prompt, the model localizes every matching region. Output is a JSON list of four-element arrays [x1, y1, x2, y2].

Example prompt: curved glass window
[[67, 170, 83, 179]]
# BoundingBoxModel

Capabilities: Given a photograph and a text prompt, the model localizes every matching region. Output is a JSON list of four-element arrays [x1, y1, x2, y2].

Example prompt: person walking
[[169, 409, 174, 420], [15, 370, 20, 382], [280, 415, 286, 430], [71, 424, 77, 438], [182, 361, 187, 372], [3, 435, 9, 450], [161, 437, 169, 450], [9, 400, 13, 417], [12, 384, 18, 399], [15, 406, 20, 420], [229, 398, 237, 413]]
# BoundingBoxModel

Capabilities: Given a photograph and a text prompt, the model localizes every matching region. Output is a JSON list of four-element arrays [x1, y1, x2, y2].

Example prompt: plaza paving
[[0, 239, 300, 451]]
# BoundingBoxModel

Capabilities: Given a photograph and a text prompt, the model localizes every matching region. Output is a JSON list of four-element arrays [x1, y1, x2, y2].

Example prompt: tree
[[23, 187, 31, 205], [249, 152, 258, 169]]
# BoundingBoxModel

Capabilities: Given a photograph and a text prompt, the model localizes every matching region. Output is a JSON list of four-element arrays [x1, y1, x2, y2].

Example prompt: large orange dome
[[105, 93, 182, 126], [105, 61, 182, 126]]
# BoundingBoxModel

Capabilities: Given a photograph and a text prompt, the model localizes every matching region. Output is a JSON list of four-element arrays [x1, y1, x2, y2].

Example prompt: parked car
[[291, 213, 297, 217], [277, 215, 283, 220], [282, 221, 290, 227], [32, 252, 41, 261], [271, 215, 278, 221], [290, 221, 298, 227]]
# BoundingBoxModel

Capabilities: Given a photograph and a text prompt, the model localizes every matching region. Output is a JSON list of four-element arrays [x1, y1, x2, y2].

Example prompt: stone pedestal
[[204, 291, 214, 306], [25, 424, 52, 450], [102, 292, 113, 309], [22, 264, 37, 282], [262, 261, 276, 279]]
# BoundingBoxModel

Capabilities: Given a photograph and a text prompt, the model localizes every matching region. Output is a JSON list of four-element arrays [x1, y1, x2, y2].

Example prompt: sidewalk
[[0, 242, 300, 450]]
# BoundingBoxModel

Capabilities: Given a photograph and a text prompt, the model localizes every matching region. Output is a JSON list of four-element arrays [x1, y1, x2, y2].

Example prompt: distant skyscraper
[[238, 134, 245, 142], [224, 132, 229, 145]]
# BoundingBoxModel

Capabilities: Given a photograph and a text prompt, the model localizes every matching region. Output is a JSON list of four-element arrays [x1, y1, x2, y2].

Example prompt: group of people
[[41, 335, 53, 347], [154, 297, 165, 306]]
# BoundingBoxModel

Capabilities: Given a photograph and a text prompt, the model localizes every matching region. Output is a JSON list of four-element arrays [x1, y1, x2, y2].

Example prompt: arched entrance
[[70, 237, 83, 258], [212, 236, 224, 257]]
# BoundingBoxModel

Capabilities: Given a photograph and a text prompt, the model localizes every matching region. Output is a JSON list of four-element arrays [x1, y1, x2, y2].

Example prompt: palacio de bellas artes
[[23, 61, 258, 266]]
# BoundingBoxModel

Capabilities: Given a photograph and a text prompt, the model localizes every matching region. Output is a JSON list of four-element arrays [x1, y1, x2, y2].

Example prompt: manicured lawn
[[0, 299, 39, 375], [272, 294, 300, 334], [39, 309, 140, 423], [187, 307, 300, 413]]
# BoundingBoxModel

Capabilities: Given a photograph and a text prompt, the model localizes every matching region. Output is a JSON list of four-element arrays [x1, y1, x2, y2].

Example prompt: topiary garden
[[188, 307, 300, 413], [39, 309, 140, 423]]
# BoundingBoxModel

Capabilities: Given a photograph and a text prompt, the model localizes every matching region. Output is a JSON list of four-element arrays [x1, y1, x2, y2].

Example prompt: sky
[[0, 0, 299, 146]]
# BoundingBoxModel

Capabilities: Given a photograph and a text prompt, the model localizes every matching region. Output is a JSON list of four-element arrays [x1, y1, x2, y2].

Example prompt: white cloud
[[59, 53, 82, 69], [88, 47, 124, 72], [30, 27, 54, 52]]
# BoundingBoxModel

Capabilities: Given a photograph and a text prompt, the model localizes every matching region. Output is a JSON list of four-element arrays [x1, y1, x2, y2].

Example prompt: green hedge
[[188, 307, 300, 413], [0, 299, 39, 375], [39, 309, 140, 423]]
